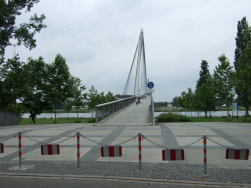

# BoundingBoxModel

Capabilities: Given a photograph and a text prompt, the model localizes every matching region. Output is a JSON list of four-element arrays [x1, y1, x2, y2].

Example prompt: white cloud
[[4, 0, 251, 101]]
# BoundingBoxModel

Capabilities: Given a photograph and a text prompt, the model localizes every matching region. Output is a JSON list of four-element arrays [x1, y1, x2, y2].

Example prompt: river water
[[22, 113, 95, 119], [155, 111, 249, 117], [22, 111, 249, 119]]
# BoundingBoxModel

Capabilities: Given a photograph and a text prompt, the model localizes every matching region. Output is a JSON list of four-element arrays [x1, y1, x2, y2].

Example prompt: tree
[[106, 91, 116, 102], [47, 54, 72, 123], [177, 88, 195, 116], [21, 56, 53, 123], [193, 89, 203, 117], [87, 85, 98, 118], [213, 54, 235, 115], [98, 92, 107, 104], [172, 96, 178, 106], [1, 54, 26, 111], [196, 60, 215, 117], [0, 0, 46, 63], [197, 76, 216, 117], [197, 60, 210, 88], [184, 88, 195, 117], [234, 17, 251, 116], [4, 103, 26, 115], [235, 44, 251, 116], [234, 17, 250, 69], [64, 99, 72, 118], [70, 77, 87, 121], [177, 91, 186, 114]]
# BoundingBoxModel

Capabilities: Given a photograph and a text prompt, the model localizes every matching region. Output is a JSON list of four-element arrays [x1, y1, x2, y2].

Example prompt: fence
[[95, 96, 137, 123], [0, 132, 250, 176]]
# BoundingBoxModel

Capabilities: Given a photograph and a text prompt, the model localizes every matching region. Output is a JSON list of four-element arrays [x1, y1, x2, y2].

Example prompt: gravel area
[[0, 160, 250, 184]]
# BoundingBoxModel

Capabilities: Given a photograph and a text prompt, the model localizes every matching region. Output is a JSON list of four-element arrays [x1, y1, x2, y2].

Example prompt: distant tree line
[[174, 17, 251, 117]]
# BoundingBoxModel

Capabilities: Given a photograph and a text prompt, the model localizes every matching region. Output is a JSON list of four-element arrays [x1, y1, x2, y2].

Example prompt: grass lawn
[[20, 117, 95, 125], [187, 116, 244, 122]]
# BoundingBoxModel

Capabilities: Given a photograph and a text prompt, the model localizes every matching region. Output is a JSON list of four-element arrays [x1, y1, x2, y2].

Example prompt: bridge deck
[[99, 96, 150, 125]]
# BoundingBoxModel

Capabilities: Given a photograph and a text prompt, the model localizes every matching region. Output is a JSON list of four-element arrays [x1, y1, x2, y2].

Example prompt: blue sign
[[147, 82, 154, 89]]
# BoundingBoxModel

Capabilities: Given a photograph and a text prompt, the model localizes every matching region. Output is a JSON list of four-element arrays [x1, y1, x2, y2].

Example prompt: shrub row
[[156, 113, 191, 122]]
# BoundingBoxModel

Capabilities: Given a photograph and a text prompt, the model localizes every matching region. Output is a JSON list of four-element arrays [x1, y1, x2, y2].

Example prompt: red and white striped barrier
[[203, 134, 207, 176], [101, 146, 122, 157], [162, 149, 185, 161], [19, 132, 22, 168], [0, 143, 4, 153], [226, 148, 249, 160], [77, 132, 80, 168], [41, 144, 60, 155], [138, 133, 142, 171]]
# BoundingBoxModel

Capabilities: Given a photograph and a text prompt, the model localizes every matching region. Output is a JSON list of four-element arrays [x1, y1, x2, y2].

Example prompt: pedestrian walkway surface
[[100, 96, 150, 125], [0, 122, 251, 185]]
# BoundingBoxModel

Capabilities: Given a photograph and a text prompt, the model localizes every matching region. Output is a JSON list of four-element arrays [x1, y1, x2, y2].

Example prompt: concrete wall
[[0, 110, 20, 126]]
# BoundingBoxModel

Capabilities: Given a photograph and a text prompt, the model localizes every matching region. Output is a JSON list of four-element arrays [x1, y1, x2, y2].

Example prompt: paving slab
[[16, 147, 92, 161], [176, 137, 234, 147], [171, 129, 217, 136], [185, 149, 251, 165]]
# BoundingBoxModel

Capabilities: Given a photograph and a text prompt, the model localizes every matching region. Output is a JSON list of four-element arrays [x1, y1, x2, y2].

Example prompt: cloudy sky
[[5, 0, 251, 102]]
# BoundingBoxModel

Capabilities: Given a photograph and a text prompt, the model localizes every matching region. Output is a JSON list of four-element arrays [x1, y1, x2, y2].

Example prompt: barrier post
[[138, 132, 142, 171], [18, 132, 22, 168], [203, 134, 207, 176], [77, 132, 80, 169]]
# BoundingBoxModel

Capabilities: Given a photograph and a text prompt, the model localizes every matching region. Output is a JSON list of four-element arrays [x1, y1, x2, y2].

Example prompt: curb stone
[[0, 173, 248, 187]]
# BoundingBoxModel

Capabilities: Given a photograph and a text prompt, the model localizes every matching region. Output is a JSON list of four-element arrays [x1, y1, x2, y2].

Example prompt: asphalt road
[[0, 176, 249, 188]]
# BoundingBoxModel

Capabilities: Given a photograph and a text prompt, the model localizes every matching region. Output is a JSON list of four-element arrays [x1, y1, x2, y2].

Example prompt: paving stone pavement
[[0, 122, 251, 185], [0, 160, 251, 184]]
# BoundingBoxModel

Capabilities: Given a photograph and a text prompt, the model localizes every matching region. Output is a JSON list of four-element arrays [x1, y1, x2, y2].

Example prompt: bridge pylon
[[123, 29, 147, 97]]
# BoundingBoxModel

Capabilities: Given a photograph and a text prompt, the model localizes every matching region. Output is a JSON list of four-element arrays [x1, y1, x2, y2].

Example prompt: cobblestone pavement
[[0, 160, 251, 184]]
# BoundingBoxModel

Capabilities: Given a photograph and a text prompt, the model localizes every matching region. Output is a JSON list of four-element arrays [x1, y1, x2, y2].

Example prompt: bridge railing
[[149, 93, 155, 126], [95, 96, 137, 123]]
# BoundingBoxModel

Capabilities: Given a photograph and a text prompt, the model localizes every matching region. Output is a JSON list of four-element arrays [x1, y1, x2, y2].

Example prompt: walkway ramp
[[99, 97, 150, 126]]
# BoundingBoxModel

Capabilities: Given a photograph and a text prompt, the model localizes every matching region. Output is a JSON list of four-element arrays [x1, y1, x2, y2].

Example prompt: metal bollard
[[138, 132, 142, 171], [77, 132, 80, 169], [203, 134, 207, 176], [18, 132, 22, 169]]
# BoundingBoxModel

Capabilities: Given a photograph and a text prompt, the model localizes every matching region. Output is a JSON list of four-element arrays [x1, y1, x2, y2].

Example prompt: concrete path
[[0, 122, 251, 184], [100, 96, 150, 125]]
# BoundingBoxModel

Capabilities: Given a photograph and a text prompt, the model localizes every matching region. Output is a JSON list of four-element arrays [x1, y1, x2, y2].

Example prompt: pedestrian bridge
[[95, 29, 155, 126], [96, 96, 152, 126]]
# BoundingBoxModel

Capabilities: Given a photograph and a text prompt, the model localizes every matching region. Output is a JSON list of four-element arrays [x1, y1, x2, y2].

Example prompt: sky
[[5, 0, 251, 102]]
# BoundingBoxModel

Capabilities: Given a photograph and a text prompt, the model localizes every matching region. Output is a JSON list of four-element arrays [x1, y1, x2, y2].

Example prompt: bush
[[225, 116, 233, 122], [74, 120, 82, 123], [156, 113, 191, 122], [242, 118, 251, 123], [88, 118, 96, 123]]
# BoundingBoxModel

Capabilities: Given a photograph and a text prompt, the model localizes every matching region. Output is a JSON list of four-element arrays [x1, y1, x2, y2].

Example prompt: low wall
[[0, 110, 19, 126]]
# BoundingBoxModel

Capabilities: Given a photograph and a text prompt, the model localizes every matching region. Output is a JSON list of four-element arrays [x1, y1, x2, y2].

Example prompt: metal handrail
[[95, 96, 137, 123], [96, 97, 134, 107]]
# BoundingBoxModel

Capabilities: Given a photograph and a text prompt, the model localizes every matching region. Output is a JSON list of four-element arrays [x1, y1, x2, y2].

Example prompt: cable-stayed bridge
[[123, 29, 148, 97], [95, 29, 155, 126]]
